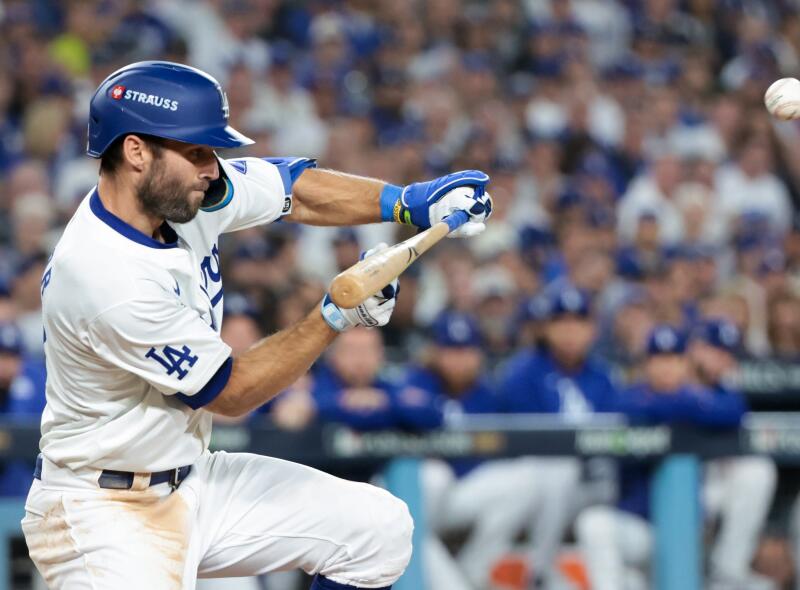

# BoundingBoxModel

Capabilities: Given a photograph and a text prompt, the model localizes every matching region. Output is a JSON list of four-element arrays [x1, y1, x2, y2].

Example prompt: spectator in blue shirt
[[692, 319, 777, 589]]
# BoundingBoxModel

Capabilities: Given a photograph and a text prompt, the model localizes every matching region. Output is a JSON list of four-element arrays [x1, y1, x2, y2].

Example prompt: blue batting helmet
[[87, 61, 254, 158]]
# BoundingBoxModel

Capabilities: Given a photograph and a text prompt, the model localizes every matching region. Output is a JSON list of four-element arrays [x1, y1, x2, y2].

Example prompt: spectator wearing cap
[[499, 286, 614, 587], [0, 322, 46, 496], [401, 311, 541, 589], [690, 319, 777, 589], [577, 325, 748, 590]]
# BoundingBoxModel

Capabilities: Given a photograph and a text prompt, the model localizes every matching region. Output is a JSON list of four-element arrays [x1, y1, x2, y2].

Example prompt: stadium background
[[3, 0, 800, 589]]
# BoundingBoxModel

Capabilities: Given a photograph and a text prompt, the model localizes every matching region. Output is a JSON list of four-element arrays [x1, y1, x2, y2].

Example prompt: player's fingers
[[448, 221, 485, 238]]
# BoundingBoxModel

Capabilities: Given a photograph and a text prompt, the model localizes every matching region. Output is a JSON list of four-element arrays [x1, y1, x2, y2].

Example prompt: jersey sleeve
[[201, 156, 316, 235], [86, 288, 233, 409]]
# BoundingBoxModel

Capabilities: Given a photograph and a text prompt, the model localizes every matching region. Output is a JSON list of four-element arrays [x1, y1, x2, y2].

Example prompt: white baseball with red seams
[[764, 77, 800, 121]]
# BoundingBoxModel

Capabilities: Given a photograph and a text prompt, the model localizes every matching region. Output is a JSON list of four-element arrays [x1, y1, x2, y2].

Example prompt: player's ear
[[121, 134, 149, 172]]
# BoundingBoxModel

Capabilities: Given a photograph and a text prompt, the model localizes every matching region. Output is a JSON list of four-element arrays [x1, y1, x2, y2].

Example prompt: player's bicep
[[87, 297, 232, 408]]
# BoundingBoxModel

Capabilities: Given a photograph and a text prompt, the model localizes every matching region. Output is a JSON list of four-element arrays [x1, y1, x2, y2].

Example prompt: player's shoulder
[[44, 196, 175, 316]]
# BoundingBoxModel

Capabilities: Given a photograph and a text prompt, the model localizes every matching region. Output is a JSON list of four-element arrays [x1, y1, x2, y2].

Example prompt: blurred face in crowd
[[221, 315, 262, 356], [0, 351, 20, 390], [768, 295, 800, 357], [738, 139, 773, 178], [653, 155, 682, 197], [545, 315, 595, 368], [634, 217, 660, 250], [689, 341, 736, 385], [432, 345, 483, 394], [614, 302, 654, 359], [330, 328, 384, 388], [572, 250, 613, 294], [333, 238, 361, 272], [645, 354, 691, 393]]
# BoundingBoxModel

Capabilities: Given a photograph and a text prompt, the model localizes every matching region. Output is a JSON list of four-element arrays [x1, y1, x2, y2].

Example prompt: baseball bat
[[330, 210, 470, 309]]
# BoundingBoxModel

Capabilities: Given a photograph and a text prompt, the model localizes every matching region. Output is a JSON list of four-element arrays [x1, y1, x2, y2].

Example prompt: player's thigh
[[22, 480, 195, 590], [442, 458, 541, 529], [194, 451, 412, 580]]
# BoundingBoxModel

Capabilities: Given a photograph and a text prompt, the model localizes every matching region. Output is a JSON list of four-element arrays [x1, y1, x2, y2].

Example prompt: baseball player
[[21, 61, 491, 590], [498, 285, 617, 589], [690, 319, 777, 590], [402, 311, 520, 590], [576, 325, 752, 590]]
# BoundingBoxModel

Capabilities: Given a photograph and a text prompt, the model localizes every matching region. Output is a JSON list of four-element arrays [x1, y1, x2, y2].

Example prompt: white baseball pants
[[22, 451, 413, 589]]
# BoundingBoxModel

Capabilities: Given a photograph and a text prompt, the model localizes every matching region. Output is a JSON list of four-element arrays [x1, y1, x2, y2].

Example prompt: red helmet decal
[[110, 85, 126, 100]]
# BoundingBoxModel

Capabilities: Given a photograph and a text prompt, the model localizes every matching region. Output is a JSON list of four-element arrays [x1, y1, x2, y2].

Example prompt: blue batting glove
[[379, 170, 492, 237]]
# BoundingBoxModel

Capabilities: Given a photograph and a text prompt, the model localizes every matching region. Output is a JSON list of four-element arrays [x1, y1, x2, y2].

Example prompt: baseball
[[764, 77, 800, 120]]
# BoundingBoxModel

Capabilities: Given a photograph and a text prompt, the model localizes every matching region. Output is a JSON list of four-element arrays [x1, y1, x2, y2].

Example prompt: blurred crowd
[[4, 0, 800, 589]]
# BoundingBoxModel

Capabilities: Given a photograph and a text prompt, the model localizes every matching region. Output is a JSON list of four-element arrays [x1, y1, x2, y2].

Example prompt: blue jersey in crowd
[[498, 349, 618, 417], [311, 363, 440, 431], [615, 383, 745, 518], [0, 357, 47, 496]]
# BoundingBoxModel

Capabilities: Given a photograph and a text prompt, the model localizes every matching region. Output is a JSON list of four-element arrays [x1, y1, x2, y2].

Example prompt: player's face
[[136, 140, 218, 223], [645, 354, 691, 393], [545, 316, 595, 367], [330, 328, 384, 388], [432, 346, 483, 394]]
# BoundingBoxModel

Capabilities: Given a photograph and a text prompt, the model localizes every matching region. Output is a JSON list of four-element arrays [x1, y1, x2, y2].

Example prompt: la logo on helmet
[[111, 85, 126, 100]]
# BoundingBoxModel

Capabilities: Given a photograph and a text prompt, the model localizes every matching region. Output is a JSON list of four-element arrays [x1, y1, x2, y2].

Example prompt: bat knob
[[329, 275, 365, 309]]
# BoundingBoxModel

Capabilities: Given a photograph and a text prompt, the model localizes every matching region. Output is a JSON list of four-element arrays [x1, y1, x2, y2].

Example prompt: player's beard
[[136, 156, 203, 224]]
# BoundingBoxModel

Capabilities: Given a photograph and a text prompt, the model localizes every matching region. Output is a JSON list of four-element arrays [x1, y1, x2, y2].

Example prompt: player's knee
[[576, 505, 615, 543], [369, 489, 414, 581], [733, 457, 777, 495], [338, 484, 413, 585]]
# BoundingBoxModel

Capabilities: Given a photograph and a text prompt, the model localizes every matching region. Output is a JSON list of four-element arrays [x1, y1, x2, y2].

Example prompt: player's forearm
[[285, 168, 384, 226], [206, 308, 337, 417]]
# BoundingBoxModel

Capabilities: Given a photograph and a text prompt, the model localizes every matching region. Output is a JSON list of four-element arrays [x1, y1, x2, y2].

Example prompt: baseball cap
[[0, 323, 23, 356], [517, 294, 551, 323], [646, 325, 688, 355], [223, 292, 260, 322], [431, 311, 482, 348], [693, 319, 741, 354], [548, 285, 591, 319]]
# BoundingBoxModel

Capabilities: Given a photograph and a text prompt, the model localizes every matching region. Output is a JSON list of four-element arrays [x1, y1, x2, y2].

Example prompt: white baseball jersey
[[39, 157, 291, 473]]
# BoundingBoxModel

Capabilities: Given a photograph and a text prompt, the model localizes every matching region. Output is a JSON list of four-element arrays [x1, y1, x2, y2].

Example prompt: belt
[[34, 454, 192, 491]]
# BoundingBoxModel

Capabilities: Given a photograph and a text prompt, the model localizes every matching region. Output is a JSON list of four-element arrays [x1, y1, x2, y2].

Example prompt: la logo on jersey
[[110, 85, 179, 111]]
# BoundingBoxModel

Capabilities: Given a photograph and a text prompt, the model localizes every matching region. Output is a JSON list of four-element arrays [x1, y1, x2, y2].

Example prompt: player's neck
[[97, 174, 165, 240]]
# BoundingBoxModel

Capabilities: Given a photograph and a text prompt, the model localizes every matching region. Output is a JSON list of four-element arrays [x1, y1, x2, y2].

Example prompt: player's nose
[[198, 156, 220, 182]]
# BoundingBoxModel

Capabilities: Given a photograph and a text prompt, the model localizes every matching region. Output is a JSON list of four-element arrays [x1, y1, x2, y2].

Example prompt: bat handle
[[444, 209, 470, 233]]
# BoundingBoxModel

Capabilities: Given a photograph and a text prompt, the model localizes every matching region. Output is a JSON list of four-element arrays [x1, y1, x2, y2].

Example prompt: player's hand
[[387, 170, 492, 237], [321, 243, 400, 331]]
